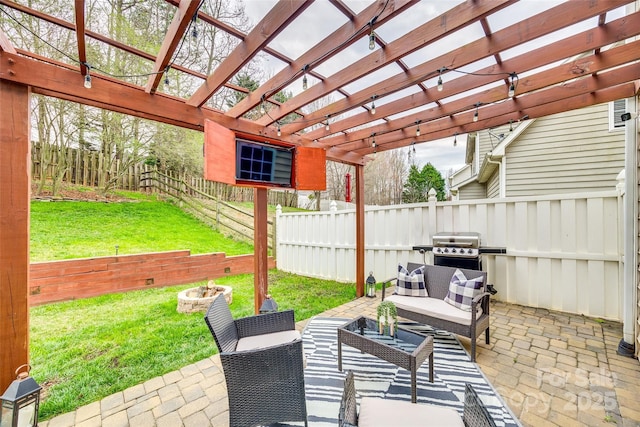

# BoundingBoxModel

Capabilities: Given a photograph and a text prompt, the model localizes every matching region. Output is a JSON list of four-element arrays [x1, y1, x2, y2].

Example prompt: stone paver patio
[[40, 296, 640, 427]]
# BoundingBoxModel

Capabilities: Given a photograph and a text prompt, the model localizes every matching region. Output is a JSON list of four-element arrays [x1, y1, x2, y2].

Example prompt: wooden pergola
[[1, 0, 639, 389]]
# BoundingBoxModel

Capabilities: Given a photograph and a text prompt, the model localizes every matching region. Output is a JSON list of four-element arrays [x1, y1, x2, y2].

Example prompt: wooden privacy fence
[[30, 143, 299, 207], [142, 169, 287, 252], [276, 190, 624, 321], [31, 143, 148, 190]]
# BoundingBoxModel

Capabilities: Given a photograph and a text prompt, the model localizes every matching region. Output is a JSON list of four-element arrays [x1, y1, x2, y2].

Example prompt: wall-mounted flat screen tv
[[236, 138, 293, 186]]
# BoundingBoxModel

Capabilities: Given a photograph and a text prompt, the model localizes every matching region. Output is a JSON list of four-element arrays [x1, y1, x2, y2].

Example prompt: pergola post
[[253, 187, 268, 314], [355, 164, 365, 297], [0, 81, 31, 390]]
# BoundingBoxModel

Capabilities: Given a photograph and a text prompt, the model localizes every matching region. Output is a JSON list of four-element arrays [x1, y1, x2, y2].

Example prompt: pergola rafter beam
[[322, 37, 640, 148], [345, 63, 640, 154], [0, 0, 247, 94], [145, 0, 201, 94], [226, 0, 417, 118], [264, 0, 516, 128], [355, 83, 636, 156], [74, 0, 88, 76], [187, 0, 313, 108], [0, 28, 15, 53], [301, 3, 639, 144]]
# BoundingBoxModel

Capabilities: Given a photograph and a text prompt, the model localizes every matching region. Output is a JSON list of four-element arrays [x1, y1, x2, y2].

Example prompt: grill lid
[[432, 231, 480, 248]]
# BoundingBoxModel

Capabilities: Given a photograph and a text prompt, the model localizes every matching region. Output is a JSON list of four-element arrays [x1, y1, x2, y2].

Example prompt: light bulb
[[508, 72, 517, 98], [437, 75, 443, 91], [369, 30, 375, 50], [302, 74, 308, 90], [453, 133, 457, 147], [371, 101, 376, 115], [416, 125, 420, 137], [325, 121, 330, 132], [277, 124, 281, 137], [84, 74, 92, 89], [473, 110, 479, 122], [164, 74, 170, 86]]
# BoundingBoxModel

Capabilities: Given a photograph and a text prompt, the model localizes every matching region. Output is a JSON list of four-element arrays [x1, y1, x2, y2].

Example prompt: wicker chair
[[204, 294, 308, 427], [339, 371, 496, 427]]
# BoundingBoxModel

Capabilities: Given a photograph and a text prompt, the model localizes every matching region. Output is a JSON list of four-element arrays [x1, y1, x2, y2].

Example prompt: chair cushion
[[395, 264, 427, 297], [386, 294, 482, 326], [236, 330, 301, 352], [359, 397, 464, 427], [444, 269, 484, 312]]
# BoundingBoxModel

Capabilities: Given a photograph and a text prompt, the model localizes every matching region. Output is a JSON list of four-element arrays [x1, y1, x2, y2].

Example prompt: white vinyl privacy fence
[[276, 190, 624, 321]]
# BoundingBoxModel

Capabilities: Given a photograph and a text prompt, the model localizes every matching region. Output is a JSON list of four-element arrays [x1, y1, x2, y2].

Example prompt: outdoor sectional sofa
[[382, 262, 491, 362]]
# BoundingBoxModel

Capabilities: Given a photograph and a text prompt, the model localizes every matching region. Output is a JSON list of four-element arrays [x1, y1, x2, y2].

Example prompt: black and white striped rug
[[301, 317, 520, 427]]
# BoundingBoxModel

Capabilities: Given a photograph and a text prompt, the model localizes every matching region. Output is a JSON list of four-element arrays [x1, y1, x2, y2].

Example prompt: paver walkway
[[40, 296, 640, 427]]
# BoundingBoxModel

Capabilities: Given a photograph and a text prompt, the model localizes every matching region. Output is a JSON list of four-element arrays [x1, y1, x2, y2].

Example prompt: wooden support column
[[355, 164, 365, 297], [0, 81, 31, 390], [253, 187, 268, 314]]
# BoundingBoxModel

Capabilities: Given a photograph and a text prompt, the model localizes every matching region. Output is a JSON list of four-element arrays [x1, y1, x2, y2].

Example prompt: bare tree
[[363, 149, 409, 205]]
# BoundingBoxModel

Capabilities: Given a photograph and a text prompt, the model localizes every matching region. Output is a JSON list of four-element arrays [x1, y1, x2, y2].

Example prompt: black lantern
[[0, 365, 41, 427], [259, 294, 278, 314], [365, 272, 376, 298]]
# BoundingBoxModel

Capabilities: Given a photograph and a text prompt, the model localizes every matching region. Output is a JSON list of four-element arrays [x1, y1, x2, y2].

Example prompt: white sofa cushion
[[236, 330, 301, 351], [386, 294, 482, 326], [359, 397, 464, 427]]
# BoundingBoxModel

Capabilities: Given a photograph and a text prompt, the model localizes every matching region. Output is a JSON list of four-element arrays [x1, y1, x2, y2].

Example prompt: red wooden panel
[[295, 146, 326, 190], [204, 119, 236, 185]]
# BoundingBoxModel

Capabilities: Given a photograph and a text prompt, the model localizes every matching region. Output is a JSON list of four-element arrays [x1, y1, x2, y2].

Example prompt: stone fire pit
[[177, 281, 232, 313]]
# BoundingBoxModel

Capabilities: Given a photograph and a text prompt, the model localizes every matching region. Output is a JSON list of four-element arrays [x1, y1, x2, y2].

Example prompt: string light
[[370, 95, 377, 115], [164, 66, 170, 86], [473, 103, 480, 122], [508, 72, 517, 98], [368, 25, 376, 50], [509, 120, 514, 132], [84, 73, 92, 89], [437, 67, 446, 91], [453, 133, 458, 147], [415, 120, 421, 137], [191, 14, 198, 39], [302, 64, 309, 90], [325, 115, 330, 131], [277, 123, 281, 137]]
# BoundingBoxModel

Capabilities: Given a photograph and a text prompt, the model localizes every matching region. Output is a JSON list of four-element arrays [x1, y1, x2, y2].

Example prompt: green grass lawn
[[28, 192, 357, 420], [31, 271, 356, 420], [30, 198, 254, 261]]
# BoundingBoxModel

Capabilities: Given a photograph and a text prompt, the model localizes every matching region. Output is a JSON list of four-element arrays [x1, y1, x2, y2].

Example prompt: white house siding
[[486, 172, 500, 199], [504, 103, 625, 197], [458, 181, 486, 200]]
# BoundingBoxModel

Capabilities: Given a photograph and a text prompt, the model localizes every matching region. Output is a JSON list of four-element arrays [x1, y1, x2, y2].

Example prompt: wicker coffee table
[[337, 316, 434, 403]]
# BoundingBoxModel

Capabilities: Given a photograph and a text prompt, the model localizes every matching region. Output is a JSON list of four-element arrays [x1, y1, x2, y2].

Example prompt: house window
[[609, 99, 627, 131]]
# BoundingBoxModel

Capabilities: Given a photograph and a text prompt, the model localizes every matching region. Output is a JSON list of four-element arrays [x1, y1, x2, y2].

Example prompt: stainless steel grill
[[431, 231, 480, 258], [431, 231, 482, 270]]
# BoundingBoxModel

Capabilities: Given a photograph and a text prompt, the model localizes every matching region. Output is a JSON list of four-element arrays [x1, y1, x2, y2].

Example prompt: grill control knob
[[451, 248, 457, 253], [444, 248, 449, 253]]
